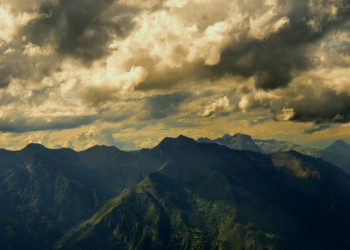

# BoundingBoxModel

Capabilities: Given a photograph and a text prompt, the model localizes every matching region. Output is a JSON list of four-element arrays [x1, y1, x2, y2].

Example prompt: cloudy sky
[[0, 0, 350, 150]]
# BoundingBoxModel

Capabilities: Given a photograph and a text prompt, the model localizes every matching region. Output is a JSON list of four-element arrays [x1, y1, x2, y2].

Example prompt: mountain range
[[198, 133, 350, 174], [1, 135, 350, 249]]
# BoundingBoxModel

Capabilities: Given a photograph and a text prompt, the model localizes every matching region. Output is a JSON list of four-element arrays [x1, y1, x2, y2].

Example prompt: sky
[[0, 0, 350, 150]]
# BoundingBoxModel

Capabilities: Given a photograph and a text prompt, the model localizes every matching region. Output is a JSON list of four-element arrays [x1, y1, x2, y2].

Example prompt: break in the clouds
[[0, 0, 350, 149]]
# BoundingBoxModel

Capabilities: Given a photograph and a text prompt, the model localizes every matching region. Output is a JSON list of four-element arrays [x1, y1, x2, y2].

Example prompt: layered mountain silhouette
[[255, 137, 350, 174], [1, 136, 350, 249], [318, 140, 350, 174], [199, 133, 350, 174], [198, 133, 263, 153], [325, 139, 350, 155]]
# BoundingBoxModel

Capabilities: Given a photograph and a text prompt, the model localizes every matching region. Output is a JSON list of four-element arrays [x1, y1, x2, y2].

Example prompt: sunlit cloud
[[0, 0, 349, 149]]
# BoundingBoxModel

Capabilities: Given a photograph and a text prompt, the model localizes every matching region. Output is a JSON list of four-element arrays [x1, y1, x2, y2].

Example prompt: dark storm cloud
[[289, 88, 350, 123], [0, 114, 98, 132], [1, 0, 350, 135], [141, 92, 191, 120], [210, 0, 350, 90], [132, 0, 350, 93], [267, 85, 350, 131], [136, 62, 210, 91], [19, 0, 136, 62], [0, 0, 137, 90], [0, 43, 59, 88], [79, 85, 120, 107]]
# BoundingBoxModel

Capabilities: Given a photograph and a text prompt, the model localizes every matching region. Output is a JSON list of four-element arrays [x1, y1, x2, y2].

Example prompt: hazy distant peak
[[177, 135, 195, 141], [197, 133, 263, 153], [254, 139, 279, 143], [333, 139, 349, 146], [232, 133, 251, 138], [221, 133, 252, 139], [197, 137, 215, 143], [222, 134, 232, 139], [325, 139, 350, 154]]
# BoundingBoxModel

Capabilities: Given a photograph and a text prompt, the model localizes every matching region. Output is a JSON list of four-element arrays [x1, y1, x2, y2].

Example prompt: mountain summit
[[198, 133, 263, 153], [21, 143, 48, 152], [325, 139, 350, 154]]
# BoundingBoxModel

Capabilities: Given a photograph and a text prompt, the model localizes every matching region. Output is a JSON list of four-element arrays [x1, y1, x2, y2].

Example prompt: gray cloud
[[78, 127, 137, 150], [210, 0, 350, 90], [266, 85, 350, 131], [131, 0, 350, 93], [0, 114, 97, 132], [304, 124, 331, 134], [0, 48, 59, 88], [289, 88, 350, 123], [18, 0, 136, 63], [1, 0, 350, 135], [136, 62, 209, 91], [79, 85, 120, 107], [141, 92, 191, 120], [18, 0, 136, 62]]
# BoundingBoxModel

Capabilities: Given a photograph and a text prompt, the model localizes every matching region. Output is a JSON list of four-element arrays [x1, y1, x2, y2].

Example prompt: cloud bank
[[0, 0, 350, 149]]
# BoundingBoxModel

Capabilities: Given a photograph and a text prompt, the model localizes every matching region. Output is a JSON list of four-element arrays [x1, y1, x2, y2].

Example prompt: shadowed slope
[[56, 137, 350, 250]]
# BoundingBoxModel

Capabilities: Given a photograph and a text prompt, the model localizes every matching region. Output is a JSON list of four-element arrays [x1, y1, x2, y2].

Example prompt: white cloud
[[0, 4, 45, 42], [275, 108, 295, 121], [203, 96, 231, 117]]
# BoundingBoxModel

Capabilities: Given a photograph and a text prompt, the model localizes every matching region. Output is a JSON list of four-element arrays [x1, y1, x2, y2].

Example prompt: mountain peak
[[88, 145, 118, 150], [333, 139, 348, 146], [21, 143, 47, 152], [82, 145, 120, 154], [325, 139, 350, 154], [158, 135, 197, 149], [220, 133, 254, 142], [222, 134, 231, 139], [219, 133, 262, 152], [197, 133, 263, 153], [177, 135, 195, 141], [232, 133, 253, 139], [197, 137, 214, 143], [234, 132, 251, 137]]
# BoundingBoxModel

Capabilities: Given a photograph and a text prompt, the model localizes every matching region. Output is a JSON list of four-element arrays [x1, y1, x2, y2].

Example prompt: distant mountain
[[198, 133, 263, 153], [254, 139, 301, 153], [199, 134, 350, 175], [325, 140, 350, 154], [252, 138, 323, 157], [197, 133, 322, 157], [315, 140, 350, 174], [253, 138, 350, 174], [56, 136, 350, 250]]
